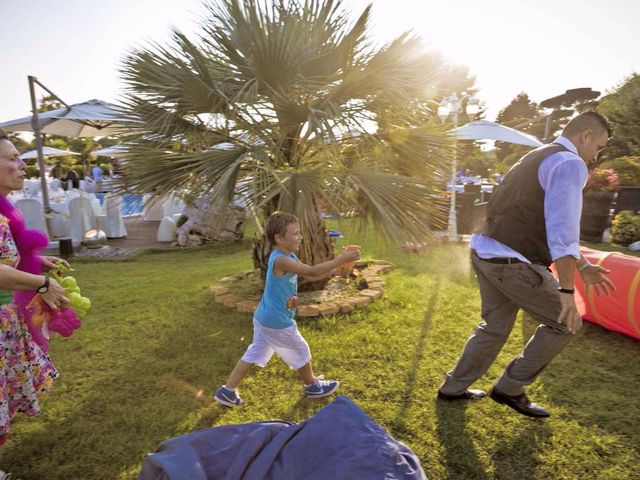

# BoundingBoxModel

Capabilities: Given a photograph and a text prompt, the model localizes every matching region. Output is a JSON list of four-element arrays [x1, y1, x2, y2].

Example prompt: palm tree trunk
[[296, 212, 334, 292]]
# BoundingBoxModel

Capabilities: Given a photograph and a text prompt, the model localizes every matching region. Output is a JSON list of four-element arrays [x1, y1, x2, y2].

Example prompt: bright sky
[[1, 0, 638, 124]]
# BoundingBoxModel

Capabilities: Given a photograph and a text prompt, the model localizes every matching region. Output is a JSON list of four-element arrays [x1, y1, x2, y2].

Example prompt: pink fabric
[[0, 194, 81, 351], [0, 195, 50, 350]]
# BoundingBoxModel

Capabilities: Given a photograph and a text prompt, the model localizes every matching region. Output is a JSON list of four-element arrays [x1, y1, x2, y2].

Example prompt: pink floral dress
[[0, 214, 58, 437]]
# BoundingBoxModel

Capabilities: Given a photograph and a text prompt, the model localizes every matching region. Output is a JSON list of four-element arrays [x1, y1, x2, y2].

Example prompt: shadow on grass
[[434, 400, 490, 480], [392, 279, 441, 435], [435, 398, 551, 480], [520, 315, 640, 445], [492, 422, 551, 480]]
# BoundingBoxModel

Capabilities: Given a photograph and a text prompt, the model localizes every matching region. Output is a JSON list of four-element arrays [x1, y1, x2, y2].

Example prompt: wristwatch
[[37, 276, 50, 294], [558, 287, 575, 294]]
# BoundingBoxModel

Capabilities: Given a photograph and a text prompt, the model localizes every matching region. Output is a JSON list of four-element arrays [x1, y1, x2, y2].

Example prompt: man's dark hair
[[265, 211, 299, 244], [562, 111, 613, 138], [0, 129, 8, 141]]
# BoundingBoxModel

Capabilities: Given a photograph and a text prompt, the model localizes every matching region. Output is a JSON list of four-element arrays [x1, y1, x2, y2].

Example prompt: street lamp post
[[438, 93, 480, 240]]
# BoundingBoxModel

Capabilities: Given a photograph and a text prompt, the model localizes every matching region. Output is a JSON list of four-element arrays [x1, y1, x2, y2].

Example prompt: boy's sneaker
[[214, 385, 243, 407], [304, 378, 340, 398]]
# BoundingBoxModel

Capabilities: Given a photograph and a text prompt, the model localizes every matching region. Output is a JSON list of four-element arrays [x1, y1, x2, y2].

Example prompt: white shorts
[[241, 317, 312, 369]]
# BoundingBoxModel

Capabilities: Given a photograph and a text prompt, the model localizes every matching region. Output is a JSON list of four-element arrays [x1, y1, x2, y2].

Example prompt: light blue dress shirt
[[471, 136, 588, 263], [92, 166, 104, 182]]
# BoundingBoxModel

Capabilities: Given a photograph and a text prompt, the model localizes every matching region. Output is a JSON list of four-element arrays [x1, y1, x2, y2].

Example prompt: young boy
[[214, 212, 360, 407]]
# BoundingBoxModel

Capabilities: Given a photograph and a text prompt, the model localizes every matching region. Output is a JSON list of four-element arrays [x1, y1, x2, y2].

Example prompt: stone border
[[210, 260, 395, 317]]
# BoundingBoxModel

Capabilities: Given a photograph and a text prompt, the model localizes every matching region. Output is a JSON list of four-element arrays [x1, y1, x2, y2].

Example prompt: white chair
[[15, 198, 48, 235], [83, 179, 96, 193], [157, 216, 177, 242], [103, 194, 127, 238], [26, 180, 41, 197], [49, 209, 70, 238], [162, 196, 185, 217], [69, 197, 97, 246], [67, 189, 80, 200], [143, 194, 164, 221]]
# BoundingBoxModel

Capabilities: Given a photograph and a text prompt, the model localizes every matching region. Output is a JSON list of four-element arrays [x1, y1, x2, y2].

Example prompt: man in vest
[[437, 111, 616, 418]]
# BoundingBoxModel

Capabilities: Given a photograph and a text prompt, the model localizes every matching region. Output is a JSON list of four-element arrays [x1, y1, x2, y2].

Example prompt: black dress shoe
[[437, 389, 487, 401], [490, 388, 550, 418]]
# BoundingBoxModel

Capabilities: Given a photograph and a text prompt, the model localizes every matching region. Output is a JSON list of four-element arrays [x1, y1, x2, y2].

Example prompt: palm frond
[[117, 0, 471, 259], [116, 145, 249, 199], [346, 169, 449, 241]]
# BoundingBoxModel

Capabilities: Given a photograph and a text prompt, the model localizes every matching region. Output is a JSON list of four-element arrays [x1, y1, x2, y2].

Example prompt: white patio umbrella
[[90, 145, 129, 158], [452, 120, 543, 147], [20, 146, 80, 160], [0, 85, 136, 232], [0, 99, 129, 137]]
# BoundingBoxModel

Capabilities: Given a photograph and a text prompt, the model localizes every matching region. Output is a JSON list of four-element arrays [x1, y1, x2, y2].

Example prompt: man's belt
[[472, 250, 525, 265], [480, 257, 525, 265]]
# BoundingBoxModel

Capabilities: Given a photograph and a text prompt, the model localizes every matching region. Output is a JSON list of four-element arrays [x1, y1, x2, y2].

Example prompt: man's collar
[[553, 136, 578, 155]]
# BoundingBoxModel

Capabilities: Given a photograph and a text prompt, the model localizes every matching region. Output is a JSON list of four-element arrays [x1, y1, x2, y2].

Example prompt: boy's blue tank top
[[254, 250, 298, 329]]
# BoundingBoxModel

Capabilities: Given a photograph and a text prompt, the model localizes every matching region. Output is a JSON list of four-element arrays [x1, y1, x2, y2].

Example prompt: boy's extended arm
[[275, 253, 354, 277]]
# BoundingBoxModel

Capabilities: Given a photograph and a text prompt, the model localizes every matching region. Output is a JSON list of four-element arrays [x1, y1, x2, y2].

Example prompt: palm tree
[[118, 0, 457, 287]]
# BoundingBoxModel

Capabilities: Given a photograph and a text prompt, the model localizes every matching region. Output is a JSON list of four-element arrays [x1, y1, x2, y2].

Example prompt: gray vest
[[479, 144, 569, 266]]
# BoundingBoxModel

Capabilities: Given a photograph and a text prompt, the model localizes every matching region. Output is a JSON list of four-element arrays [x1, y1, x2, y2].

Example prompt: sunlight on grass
[[0, 224, 637, 479]]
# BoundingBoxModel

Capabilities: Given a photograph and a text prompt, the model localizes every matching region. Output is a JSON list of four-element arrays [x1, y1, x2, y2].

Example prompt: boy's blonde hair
[[265, 211, 299, 244]]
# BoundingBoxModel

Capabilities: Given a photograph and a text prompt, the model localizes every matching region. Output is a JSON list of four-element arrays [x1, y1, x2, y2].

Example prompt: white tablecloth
[[9, 191, 105, 239]]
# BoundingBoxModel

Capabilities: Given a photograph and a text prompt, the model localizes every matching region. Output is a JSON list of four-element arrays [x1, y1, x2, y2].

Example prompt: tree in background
[[6, 132, 30, 153], [117, 0, 472, 285], [458, 146, 497, 178], [494, 92, 542, 165], [37, 94, 64, 113], [598, 73, 640, 160], [538, 87, 601, 143], [493, 89, 601, 172]]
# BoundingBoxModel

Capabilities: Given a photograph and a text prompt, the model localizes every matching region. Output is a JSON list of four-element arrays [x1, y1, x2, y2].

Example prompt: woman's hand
[[41, 256, 70, 273], [40, 277, 69, 310]]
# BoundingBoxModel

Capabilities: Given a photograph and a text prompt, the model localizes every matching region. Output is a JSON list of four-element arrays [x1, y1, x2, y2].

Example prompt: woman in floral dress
[[0, 131, 68, 446]]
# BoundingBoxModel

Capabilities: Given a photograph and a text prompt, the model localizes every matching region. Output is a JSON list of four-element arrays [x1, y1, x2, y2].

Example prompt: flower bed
[[210, 260, 394, 317]]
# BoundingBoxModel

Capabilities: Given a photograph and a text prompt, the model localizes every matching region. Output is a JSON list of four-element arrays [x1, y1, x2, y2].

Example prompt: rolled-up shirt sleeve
[[541, 157, 588, 261]]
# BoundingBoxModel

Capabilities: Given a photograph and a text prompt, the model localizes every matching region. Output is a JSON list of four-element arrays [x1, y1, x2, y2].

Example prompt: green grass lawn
[[584, 241, 640, 258], [1, 223, 639, 479]]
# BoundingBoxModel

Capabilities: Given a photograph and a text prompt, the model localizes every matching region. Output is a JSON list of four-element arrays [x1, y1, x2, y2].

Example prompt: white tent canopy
[[452, 120, 543, 147], [20, 146, 80, 160], [0, 99, 130, 137]]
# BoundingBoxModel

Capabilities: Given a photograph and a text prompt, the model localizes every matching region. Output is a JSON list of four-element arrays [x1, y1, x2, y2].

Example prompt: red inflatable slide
[[573, 247, 640, 340]]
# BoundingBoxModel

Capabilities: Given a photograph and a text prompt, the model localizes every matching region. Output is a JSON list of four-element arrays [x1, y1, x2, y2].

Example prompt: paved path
[[48, 217, 181, 259]]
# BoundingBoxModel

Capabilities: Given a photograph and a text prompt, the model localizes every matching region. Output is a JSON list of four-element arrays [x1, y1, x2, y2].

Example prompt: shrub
[[25, 166, 40, 179], [586, 167, 619, 192], [176, 215, 189, 228], [600, 156, 640, 186], [610, 210, 640, 245]]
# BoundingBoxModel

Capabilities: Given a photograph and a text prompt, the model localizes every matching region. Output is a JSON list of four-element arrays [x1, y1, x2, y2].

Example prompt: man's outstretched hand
[[580, 264, 616, 296]]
